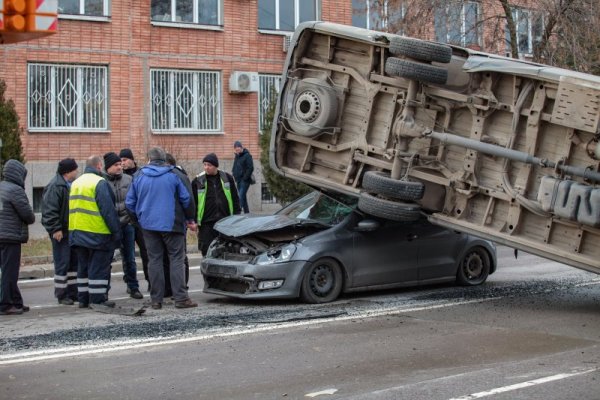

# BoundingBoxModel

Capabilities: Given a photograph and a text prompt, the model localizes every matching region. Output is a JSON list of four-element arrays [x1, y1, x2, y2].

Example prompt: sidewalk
[[19, 245, 202, 280]]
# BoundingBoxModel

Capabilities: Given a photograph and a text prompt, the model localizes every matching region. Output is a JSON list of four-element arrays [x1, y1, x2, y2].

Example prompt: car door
[[415, 221, 465, 281], [351, 218, 419, 288]]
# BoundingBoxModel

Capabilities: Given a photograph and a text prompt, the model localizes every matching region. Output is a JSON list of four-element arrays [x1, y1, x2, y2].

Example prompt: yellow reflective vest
[[69, 173, 111, 234], [196, 171, 234, 225]]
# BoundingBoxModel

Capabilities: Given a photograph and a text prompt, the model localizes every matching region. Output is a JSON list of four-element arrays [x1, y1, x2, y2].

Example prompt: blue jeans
[[120, 224, 139, 290], [51, 236, 78, 301], [238, 180, 250, 213]]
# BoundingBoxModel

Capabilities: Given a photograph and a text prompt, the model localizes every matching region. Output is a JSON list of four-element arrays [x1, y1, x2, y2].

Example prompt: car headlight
[[255, 243, 297, 265]]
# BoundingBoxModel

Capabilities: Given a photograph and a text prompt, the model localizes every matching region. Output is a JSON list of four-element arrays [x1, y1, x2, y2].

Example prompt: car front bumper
[[200, 258, 308, 299]]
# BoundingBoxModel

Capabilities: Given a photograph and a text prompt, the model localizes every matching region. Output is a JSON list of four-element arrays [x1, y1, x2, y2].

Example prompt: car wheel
[[357, 192, 421, 222], [389, 36, 452, 64], [362, 171, 425, 201], [300, 258, 343, 304], [456, 247, 490, 286], [287, 77, 339, 137], [385, 57, 448, 85]]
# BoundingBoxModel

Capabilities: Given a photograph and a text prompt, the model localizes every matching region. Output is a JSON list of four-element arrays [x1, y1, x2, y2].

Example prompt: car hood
[[214, 214, 328, 238]]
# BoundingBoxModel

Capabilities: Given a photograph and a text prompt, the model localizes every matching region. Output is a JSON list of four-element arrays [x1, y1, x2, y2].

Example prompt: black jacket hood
[[2, 159, 27, 188]]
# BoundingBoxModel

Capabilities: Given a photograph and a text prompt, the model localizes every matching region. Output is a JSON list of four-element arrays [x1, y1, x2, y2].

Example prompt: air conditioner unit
[[229, 71, 259, 93], [282, 34, 293, 52]]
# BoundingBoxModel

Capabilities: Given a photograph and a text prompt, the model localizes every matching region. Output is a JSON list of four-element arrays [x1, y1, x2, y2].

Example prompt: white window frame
[[28, 63, 109, 132], [151, 0, 223, 29], [58, 0, 110, 21], [506, 8, 544, 56], [258, 74, 282, 132], [258, 0, 320, 33], [435, 1, 481, 47], [150, 68, 222, 134], [352, 0, 406, 32]]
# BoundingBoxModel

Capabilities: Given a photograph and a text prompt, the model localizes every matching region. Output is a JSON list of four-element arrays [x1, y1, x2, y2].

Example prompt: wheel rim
[[309, 264, 335, 297], [463, 251, 484, 281]]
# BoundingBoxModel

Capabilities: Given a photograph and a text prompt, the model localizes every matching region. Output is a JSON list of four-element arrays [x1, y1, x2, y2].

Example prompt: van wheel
[[357, 192, 421, 222], [385, 57, 448, 85], [287, 78, 339, 137], [389, 37, 452, 64], [300, 258, 343, 304], [362, 171, 425, 201], [456, 247, 490, 286]]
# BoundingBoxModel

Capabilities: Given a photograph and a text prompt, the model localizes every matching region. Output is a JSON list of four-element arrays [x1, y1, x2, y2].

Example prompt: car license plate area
[[207, 265, 237, 276], [205, 276, 251, 294]]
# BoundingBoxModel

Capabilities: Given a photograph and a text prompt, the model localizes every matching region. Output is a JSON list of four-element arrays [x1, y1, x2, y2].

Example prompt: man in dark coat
[[41, 158, 79, 306], [0, 160, 36, 315], [231, 141, 254, 214]]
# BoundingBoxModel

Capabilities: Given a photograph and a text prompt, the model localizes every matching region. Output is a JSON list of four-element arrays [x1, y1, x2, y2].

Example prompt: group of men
[[0, 141, 254, 315]]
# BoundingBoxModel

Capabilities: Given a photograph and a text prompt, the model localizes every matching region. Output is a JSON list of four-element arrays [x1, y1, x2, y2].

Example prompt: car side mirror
[[354, 219, 380, 232]]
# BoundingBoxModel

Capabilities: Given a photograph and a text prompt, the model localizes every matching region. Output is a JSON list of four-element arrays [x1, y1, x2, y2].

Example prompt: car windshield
[[276, 191, 357, 226]]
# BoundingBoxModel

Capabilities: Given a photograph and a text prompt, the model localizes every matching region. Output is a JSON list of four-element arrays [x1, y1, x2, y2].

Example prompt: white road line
[[18, 266, 202, 284], [0, 297, 499, 365], [305, 388, 338, 397], [447, 369, 598, 400]]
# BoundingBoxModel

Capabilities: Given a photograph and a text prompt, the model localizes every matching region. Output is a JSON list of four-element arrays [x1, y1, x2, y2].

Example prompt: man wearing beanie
[[41, 158, 80, 306], [232, 140, 254, 214], [126, 147, 198, 310], [0, 160, 36, 315], [191, 152, 241, 256], [104, 152, 143, 300], [119, 148, 137, 176], [69, 155, 121, 309]]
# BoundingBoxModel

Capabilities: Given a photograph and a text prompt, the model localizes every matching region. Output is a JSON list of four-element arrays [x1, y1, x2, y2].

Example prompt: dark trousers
[[143, 230, 188, 303], [199, 222, 218, 256], [51, 237, 78, 301], [163, 243, 189, 297], [238, 180, 250, 214], [120, 224, 139, 290], [0, 243, 23, 311], [74, 245, 114, 305], [134, 224, 149, 282]]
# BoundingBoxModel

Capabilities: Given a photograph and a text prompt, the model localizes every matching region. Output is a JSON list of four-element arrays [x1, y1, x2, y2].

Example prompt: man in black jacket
[[232, 141, 254, 214], [0, 160, 36, 315], [41, 158, 79, 306]]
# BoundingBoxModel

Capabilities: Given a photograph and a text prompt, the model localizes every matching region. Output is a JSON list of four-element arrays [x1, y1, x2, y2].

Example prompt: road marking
[[447, 369, 597, 400], [305, 388, 338, 397], [0, 297, 499, 365], [18, 266, 202, 284]]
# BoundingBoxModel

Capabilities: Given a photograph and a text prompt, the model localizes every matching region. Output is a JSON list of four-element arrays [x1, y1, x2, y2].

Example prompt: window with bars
[[151, 69, 222, 133], [352, 0, 406, 32], [258, 0, 319, 32], [435, 1, 480, 47], [28, 64, 108, 131], [258, 74, 281, 132], [58, 0, 109, 17], [151, 0, 222, 26], [505, 8, 544, 55], [261, 182, 277, 204]]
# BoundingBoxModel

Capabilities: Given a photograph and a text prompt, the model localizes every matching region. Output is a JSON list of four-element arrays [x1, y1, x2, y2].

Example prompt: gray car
[[201, 191, 497, 303]]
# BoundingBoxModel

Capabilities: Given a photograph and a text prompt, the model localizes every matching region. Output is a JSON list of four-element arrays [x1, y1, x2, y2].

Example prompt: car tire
[[456, 247, 491, 286], [357, 192, 421, 222], [385, 57, 448, 85], [287, 77, 339, 137], [362, 171, 425, 201], [300, 258, 343, 304], [389, 36, 452, 64]]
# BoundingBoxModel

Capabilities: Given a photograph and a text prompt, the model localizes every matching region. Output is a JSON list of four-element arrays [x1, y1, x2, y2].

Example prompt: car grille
[[206, 265, 237, 276], [205, 276, 250, 294]]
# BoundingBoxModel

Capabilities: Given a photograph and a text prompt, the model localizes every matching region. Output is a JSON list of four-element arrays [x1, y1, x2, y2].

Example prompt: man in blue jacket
[[69, 156, 121, 308], [126, 147, 197, 310]]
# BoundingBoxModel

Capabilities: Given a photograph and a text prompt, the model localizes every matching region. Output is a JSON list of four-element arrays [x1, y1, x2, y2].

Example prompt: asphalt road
[[1, 247, 599, 400]]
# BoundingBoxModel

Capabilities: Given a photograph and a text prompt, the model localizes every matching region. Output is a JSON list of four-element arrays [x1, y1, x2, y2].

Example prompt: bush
[[0, 80, 25, 170]]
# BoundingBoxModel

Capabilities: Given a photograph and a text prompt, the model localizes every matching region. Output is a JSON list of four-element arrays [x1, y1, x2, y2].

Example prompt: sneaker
[[78, 303, 89, 309], [99, 301, 116, 308], [175, 299, 198, 309], [58, 298, 75, 306], [129, 289, 143, 299], [19, 305, 30, 312], [151, 302, 162, 310], [0, 306, 24, 315]]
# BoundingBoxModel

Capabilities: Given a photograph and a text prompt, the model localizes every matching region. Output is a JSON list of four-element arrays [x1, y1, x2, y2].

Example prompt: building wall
[[0, 1, 353, 237]]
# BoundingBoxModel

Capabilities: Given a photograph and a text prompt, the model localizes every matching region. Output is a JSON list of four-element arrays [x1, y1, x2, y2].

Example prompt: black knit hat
[[104, 152, 122, 170], [119, 148, 134, 161], [234, 141, 243, 148], [202, 153, 219, 167], [57, 158, 78, 175]]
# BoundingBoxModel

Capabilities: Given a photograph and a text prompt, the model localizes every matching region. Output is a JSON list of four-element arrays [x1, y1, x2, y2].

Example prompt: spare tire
[[385, 57, 448, 85], [389, 36, 452, 64], [357, 192, 421, 222], [362, 171, 425, 201], [286, 78, 339, 137]]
